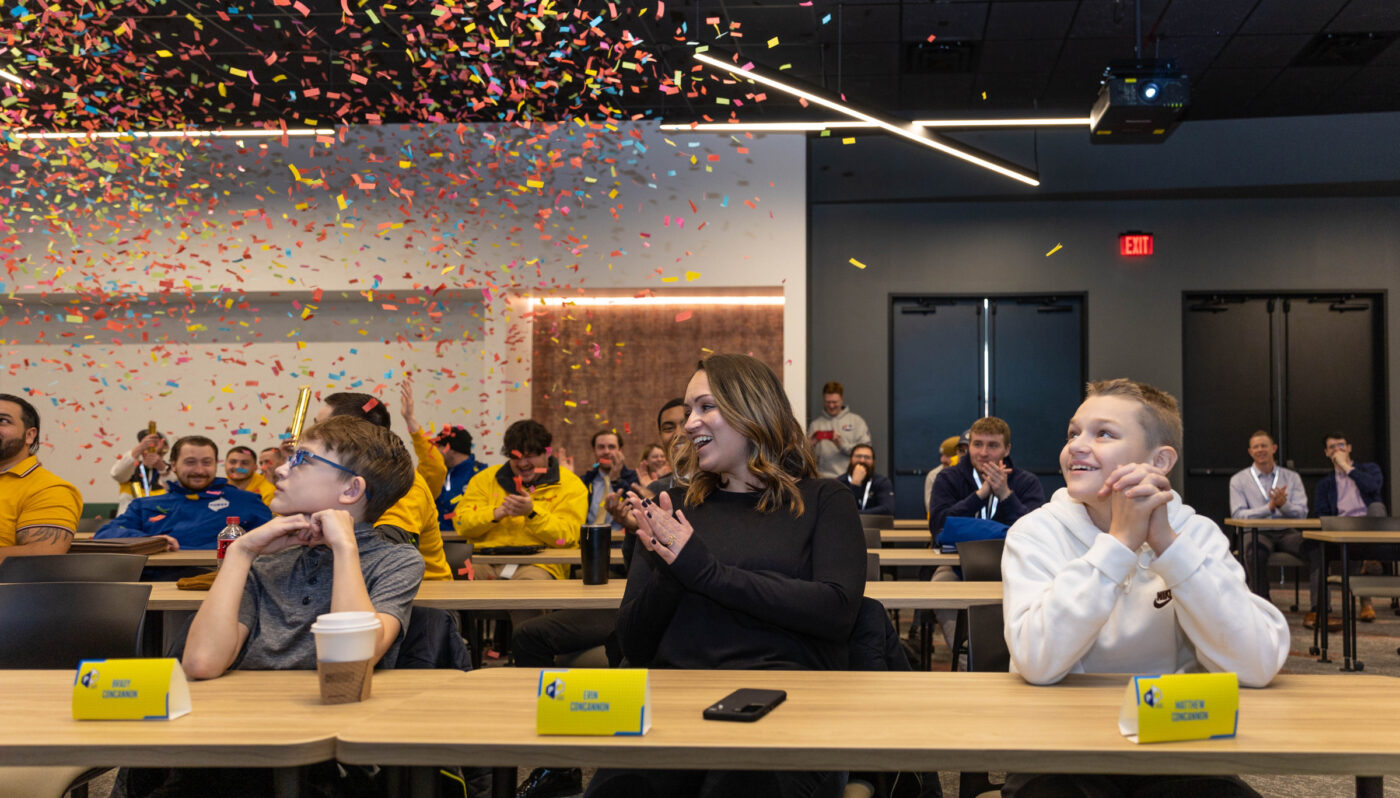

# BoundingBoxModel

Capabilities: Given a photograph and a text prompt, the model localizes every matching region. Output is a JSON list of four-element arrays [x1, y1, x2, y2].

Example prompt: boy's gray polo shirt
[[235, 522, 425, 670]]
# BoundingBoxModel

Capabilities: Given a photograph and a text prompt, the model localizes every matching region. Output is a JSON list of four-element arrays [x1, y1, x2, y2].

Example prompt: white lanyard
[[1253, 469, 1278, 503], [138, 464, 151, 496], [971, 469, 999, 520], [860, 479, 873, 509]]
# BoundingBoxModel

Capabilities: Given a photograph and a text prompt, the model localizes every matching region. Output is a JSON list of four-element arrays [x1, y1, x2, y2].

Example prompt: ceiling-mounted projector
[[1089, 60, 1189, 144]]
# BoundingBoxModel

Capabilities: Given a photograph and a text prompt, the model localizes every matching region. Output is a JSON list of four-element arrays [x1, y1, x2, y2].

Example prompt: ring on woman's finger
[[666, 534, 676, 547]]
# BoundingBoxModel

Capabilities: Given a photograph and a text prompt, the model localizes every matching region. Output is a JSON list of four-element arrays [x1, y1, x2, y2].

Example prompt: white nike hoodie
[[1002, 488, 1289, 688]]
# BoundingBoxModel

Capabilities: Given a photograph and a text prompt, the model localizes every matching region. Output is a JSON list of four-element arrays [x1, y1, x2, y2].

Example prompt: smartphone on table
[[702, 689, 787, 722]]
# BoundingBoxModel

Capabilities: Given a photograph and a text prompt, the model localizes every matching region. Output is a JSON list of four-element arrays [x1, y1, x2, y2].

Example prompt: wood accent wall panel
[[531, 303, 783, 470]]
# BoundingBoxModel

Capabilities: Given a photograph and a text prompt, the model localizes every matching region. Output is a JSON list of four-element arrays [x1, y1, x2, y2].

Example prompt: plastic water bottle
[[217, 516, 245, 567]]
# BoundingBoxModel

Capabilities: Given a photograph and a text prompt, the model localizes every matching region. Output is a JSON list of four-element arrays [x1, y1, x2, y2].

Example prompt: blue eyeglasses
[[288, 448, 358, 477]]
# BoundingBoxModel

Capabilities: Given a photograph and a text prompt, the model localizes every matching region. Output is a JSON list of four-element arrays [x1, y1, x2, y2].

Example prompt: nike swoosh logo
[[1154, 597, 1171, 609]]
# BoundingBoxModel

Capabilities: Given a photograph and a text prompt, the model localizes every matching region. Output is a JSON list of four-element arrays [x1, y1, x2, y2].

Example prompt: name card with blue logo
[[1118, 672, 1238, 743], [536, 668, 650, 736], [73, 658, 191, 721]]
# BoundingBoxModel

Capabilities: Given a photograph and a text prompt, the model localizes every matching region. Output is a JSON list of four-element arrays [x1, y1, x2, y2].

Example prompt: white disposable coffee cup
[[310, 611, 381, 663]]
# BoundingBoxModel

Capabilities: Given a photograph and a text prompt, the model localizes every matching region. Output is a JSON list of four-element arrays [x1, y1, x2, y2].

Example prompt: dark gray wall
[[808, 112, 1400, 510]]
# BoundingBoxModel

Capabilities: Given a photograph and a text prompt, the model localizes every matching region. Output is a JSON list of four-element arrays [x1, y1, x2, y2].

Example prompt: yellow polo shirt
[[376, 471, 452, 581], [0, 456, 83, 547]]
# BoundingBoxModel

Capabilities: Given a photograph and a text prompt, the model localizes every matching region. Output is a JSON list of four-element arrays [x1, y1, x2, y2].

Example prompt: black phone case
[[702, 689, 787, 722]]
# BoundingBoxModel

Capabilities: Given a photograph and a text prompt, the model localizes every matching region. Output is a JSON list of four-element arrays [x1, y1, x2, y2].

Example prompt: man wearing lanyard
[[1228, 430, 1312, 612], [839, 444, 895, 515], [927, 416, 1045, 645]]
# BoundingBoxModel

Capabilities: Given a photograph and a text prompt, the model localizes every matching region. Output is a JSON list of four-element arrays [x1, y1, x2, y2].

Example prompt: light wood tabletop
[[891, 519, 928, 530], [142, 579, 1002, 612], [470, 548, 958, 568], [880, 529, 931, 545], [1224, 518, 1322, 529], [1302, 530, 1400, 543], [147, 549, 219, 567], [0, 669, 465, 768], [336, 670, 1400, 777]]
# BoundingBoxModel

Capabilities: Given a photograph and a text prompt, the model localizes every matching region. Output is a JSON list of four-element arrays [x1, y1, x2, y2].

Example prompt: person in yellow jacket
[[454, 419, 587, 583], [224, 446, 276, 505], [311, 392, 452, 581]]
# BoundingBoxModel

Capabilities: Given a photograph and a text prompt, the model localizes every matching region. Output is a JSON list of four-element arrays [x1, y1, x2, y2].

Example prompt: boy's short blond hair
[[969, 416, 1011, 446], [301, 415, 414, 522], [1086, 379, 1183, 455]]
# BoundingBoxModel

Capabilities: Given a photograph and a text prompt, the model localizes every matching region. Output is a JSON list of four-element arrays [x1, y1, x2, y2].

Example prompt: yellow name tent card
[[537, 668, 650, 736], [1118, 672, 1238, 743], [73, 658, 191, 721]]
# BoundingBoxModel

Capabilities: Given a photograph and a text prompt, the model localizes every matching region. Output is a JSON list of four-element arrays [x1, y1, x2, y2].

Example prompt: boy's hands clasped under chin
[[1100, 463, 1177, 556], [231, 510, 358, 558]]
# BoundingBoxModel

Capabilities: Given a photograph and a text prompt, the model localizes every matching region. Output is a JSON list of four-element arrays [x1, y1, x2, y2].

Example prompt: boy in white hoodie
[[1002, 379, 1289, 798]]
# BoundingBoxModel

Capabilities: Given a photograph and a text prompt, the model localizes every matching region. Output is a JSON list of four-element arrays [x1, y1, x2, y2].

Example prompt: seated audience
[[581, 428, 640, 530], [636, 442, 670, 487], [257, 446, 286, 483], [838, 443, 895, 515], [1228, 431, 1311, 611], [928, 416, 1045, 642], [0, 393, 82, 563], [432, 424, 486, 531], [923, 435, 959, 516], [454, 419, 586, 592], [587, 354, 864, 798], [313, 391, 452, 581], [224, 445, 275, 504], [807, 380, 871, 479], [144, 415, 423, 796], [111, 428, 170, 513], [95, 435, 271, 549], [1003, 379, 1287, 798], [1314, 431, 1388, 623], [640, 398, 687, 497]]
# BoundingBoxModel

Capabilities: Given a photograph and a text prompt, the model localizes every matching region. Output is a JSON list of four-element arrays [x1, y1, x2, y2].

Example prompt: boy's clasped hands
[[231, 510, 358, 558], [1100, 463, 1177, 555]]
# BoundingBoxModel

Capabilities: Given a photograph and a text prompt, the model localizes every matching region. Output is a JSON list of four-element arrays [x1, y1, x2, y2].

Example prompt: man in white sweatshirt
[[1002, 378, 1288, 798]]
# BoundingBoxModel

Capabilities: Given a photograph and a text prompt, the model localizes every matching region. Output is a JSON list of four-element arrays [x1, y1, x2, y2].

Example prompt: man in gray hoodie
[[808, 381, 871, 479]]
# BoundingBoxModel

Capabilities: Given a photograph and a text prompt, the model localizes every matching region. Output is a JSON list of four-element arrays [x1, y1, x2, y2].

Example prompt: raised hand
[[625, 489, 694, 565]]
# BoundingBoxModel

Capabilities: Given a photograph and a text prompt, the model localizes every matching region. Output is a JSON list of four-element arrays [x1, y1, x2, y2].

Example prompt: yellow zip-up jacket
[[409, 428, 447, 498], [239, 472, 276, 506], [454, 462, 586, 581], [376, 471, 452, 581]]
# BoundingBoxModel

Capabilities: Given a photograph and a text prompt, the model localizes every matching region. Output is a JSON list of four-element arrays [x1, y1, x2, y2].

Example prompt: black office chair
[[950, 539, 1006, 672], [0, 582, 151, 798], [0, 553, 148, 583], [0, 582, 152, 668], [859, 514, 894, 530], [960, 603, 1010, 797]]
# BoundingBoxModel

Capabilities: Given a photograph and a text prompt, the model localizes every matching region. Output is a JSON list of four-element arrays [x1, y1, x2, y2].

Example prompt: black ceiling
[[5, 0, 1399, 132]]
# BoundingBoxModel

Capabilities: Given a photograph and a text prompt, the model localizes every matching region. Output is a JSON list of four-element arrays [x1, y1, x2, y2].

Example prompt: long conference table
[[141, 547, 957, 569], [4, 670, 1394, 798]]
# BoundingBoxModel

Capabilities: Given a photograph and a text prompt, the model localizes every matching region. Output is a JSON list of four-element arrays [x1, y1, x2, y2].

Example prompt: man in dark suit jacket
[[1313, 431, 1387, 624]]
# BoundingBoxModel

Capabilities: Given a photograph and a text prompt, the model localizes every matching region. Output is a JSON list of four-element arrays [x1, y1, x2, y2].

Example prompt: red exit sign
[[1120, 232, 1154, 256]]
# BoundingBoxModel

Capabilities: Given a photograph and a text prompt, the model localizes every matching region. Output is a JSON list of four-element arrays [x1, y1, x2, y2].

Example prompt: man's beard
[[846, 462, 867, 482], [0, 434, 26, 462]]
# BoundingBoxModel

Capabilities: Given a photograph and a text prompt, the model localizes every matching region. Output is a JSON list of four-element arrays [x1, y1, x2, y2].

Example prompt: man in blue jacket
[[1313, 431, 1387, 624], [580, 428, 639, 531], [95, 435, 272, 550], [839, 444, 895, 516]]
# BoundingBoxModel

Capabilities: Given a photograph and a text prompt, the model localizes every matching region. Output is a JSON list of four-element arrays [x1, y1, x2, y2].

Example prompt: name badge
[[1118, 673, 1238, 743], [73, 658, 192, 721], [536, 668, 650, 736]]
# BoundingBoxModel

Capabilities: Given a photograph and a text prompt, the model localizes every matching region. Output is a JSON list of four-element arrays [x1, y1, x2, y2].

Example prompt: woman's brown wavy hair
[[676, 354, 817, 515]]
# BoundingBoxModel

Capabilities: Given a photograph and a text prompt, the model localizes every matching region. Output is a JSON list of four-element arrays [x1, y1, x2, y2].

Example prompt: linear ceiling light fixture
[[692, 50, 1040, 187], [532, 296, 784, 307], [0, 69, 31, 88], [6, 128, 335, 142], [660, 117, 1090, 132]]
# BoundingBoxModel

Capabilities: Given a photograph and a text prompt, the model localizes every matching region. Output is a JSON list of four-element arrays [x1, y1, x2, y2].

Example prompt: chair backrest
[[395, 605, 472, 671], [441, 540, 473, 580], [965, 604, 1010, 673], [956, 539, 1006, 582], [866, 552, 880, 582], [0, 582, 151, 668], [859, 514, 894, 530], [862, 527, 882, 550], [0, 553, 148, 583], [1320, 516, 1400, 532]]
